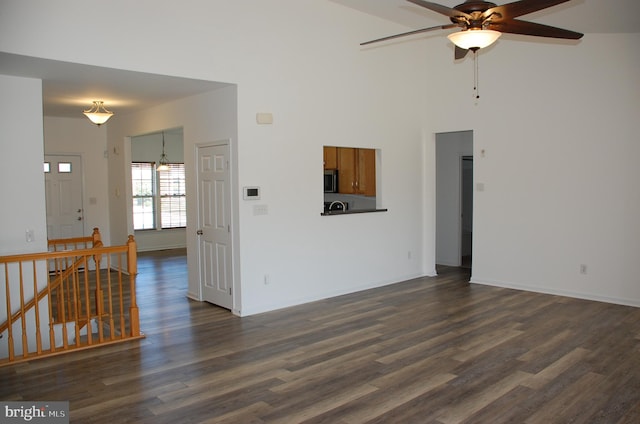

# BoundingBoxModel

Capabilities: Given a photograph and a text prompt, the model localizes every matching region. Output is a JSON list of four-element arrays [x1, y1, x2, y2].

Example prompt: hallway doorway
[[435, 130, 473, 269]]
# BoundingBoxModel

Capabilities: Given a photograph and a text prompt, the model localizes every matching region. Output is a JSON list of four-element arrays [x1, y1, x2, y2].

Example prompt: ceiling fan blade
[[484, 0, 571, 21], [406, 0, 472, 20], [488, 19, 583, 39], [361, 24, 458, 46]]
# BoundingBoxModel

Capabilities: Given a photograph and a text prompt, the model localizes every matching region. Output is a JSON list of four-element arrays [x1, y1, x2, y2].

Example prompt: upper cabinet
[[323, 146, 338, 170], [337, 147, 376, 197]]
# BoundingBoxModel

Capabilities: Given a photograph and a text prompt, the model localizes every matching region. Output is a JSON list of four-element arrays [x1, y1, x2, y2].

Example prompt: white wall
[[43, 116, 111, 245], [106, 86, 240, 306], [423, 33, 640, 306], [0, 75, 47, 255], [0, 75, 49, 356], [1, 1, 638, 313], [45, 1, 429, 316], [131, 131, 184, 163]]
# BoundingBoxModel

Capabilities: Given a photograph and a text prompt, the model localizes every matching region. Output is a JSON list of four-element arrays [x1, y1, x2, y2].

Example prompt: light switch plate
[[256, 113, 273, 125], [253, 205, 268, 215]]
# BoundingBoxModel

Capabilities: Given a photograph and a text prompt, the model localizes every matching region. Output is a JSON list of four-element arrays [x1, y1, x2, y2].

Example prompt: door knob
[[196, 230, 203, 235]]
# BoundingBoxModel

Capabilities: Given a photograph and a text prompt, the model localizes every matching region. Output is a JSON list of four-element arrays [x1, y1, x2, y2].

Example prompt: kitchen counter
[[321, 208, 388, 216]]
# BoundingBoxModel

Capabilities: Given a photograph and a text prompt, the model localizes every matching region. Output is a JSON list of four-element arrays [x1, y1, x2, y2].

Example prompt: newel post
[[92, 228, 104, 318], [91, 227, 102, 247], [126, 235, 140, 336], [126, 235, 137, 275]]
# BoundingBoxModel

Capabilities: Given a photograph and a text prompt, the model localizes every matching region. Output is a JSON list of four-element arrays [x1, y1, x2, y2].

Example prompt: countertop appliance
[[324, 170, 338, 193], [324, 201, 348, 213]]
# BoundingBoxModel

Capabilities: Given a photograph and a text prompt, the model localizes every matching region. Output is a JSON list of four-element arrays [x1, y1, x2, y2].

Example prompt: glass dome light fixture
[[447, 28, 501, 51], [83, 101, 114, 126], [157, 132, 169, 172]]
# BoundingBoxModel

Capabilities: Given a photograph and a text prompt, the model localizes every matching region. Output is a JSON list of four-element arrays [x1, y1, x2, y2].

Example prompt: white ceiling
[[0, 52, 229, 120], [0, 1, 637, 120]]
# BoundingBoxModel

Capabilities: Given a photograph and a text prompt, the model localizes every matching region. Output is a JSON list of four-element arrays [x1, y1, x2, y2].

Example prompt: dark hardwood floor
[[2, 249, 640, 423]]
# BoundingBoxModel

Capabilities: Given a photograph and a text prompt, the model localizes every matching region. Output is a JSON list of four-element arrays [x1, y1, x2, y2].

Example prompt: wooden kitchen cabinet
[[323, 146, 338, 170], [358, 148, 376, 196], [337, 147, 356, 194], [337, 147, 376, 196]]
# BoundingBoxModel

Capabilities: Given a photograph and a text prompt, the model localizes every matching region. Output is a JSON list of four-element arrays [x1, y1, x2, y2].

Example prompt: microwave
[[324, 170, 338, 193]]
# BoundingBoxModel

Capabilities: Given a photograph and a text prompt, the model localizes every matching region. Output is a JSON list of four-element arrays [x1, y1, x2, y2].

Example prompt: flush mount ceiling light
[[157, 132, 169, 172], [447, 29, 501, 51], [83, 101, 113, 126]]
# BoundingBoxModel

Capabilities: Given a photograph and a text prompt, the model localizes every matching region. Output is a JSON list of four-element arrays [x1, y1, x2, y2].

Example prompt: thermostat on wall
[[243, 186, 260, 200]]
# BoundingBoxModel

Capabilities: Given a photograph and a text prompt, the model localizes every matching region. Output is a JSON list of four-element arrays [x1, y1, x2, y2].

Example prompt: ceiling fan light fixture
[[83, 101, 113, 126], [447, 29, 501, 50]]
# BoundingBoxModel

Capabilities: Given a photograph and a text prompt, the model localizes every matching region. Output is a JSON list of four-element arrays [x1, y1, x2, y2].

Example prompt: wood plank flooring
[[2, 249, 640, 423]]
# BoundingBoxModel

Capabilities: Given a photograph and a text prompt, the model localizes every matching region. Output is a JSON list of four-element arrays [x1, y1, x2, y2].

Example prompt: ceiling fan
[[361, 0, 584, 59]]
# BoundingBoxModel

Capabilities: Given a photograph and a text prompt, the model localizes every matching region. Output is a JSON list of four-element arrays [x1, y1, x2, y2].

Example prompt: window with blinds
[[132, 162, 156, 230], [159, 163, 186, 228], [132, 162, 186, 230]]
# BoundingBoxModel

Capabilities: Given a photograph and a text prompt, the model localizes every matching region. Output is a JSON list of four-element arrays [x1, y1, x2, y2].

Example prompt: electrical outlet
[[580, 264, 587, 275], [264, 274, 270, 285], [25, 229, 35, 242]]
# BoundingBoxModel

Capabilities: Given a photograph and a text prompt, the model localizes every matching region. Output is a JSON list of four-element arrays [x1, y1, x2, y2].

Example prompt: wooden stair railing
[[48, 227, 102, 252], [0, 234, 143, 366], [0, 256, 80, 334], [0, 228, 104, 333]]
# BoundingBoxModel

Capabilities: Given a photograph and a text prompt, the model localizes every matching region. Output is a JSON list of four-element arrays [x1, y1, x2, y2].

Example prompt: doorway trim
[[461, 155, 473, 269]]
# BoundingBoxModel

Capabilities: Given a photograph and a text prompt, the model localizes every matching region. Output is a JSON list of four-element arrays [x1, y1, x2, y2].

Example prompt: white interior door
[[44, 155, 85, 239], [197, 143, 233, 309]]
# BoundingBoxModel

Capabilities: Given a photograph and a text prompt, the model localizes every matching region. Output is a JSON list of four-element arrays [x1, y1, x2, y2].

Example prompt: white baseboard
[[239, 272, 431, 317], [137, 244, 187, 253], [470, 277, 640, 308]]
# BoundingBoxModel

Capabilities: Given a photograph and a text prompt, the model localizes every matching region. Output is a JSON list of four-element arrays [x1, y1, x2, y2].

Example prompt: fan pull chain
[[474, 50, 480, 99]]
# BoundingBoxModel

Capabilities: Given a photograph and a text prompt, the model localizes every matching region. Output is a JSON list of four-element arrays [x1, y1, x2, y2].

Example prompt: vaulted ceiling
[[331, 0, 640, 35], [0, 0, 637, 121]]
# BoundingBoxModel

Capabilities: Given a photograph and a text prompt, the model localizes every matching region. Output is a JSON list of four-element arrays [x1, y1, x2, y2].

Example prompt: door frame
[[460, 155, 473, 269]]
